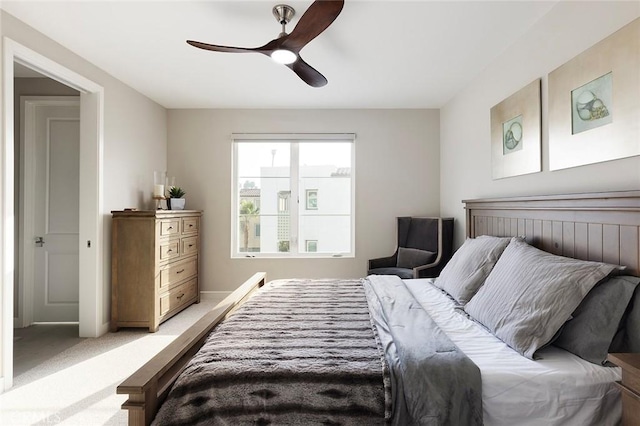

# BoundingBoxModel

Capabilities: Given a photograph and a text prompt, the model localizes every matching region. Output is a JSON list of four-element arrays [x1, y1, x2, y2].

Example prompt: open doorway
[[2, 38, 104, 391], [15, 69, 81, 328], [13, 65, 82, 382]]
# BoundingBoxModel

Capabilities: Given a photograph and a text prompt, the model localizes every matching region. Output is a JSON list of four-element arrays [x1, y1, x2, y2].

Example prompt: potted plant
[[166, 186, 186, 210]]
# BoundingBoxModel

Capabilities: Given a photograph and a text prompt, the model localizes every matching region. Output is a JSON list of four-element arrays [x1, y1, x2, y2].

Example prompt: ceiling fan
[[187, 1, 344, 88]]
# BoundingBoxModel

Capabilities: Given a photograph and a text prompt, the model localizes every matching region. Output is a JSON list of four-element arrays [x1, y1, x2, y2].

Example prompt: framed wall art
[[490, 79, 541, 179], [548, 18, 640, 170]]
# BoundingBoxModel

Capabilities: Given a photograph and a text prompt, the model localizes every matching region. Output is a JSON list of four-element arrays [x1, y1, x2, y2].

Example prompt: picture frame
[[548, 18, 640, 171], [490, 79, 541, 179]]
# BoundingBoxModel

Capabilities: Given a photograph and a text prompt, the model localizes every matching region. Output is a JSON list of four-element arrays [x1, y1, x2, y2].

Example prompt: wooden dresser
[[608, 353, 640, 426], [110, 210, 202, 332]]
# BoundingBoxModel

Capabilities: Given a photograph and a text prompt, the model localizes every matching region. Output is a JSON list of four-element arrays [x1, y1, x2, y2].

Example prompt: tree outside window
[[239, 199, 260, 252], [278, 240, 290, 252]]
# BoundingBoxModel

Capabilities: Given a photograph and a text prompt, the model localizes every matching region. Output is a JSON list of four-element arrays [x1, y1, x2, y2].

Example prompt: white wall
[[0, 8, 167, 360], [440, 1, 640, 248], [167, 109, 440, 291]]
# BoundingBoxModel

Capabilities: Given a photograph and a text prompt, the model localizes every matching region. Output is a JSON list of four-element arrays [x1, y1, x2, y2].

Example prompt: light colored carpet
[[0, 299, 220, 426], [13, 323, 83, 378]]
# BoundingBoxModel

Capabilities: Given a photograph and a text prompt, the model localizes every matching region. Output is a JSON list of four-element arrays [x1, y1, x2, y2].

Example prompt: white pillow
[[464, 238, 622, 359], [434, 236, 512, 304]]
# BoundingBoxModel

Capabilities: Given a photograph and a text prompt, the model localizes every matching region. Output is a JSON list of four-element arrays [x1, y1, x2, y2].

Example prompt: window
[[306, 189, 318, 210], [278, 191, 290, 213], [306, 240, 318, 252], [232, 134, 355, 257]]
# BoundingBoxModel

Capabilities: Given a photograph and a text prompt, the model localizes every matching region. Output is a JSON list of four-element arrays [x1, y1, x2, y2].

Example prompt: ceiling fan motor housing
[[273, 4, 295, 25]]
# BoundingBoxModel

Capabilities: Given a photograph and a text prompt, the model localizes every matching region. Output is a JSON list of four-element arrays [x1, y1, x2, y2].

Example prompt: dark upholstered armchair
[[368, 217, 454, 279]]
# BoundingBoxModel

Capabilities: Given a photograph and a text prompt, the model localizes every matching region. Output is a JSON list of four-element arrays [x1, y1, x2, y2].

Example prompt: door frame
[[19, 96, 81, 327], [2, 37, 105, 391]]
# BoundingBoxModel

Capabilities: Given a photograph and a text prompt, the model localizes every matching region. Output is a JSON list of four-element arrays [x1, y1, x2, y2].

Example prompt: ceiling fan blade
[[187, 40, 264, 54], [286, 56, 328, 87], [188, 2, 343, 87], [282, 0, 344, 51]]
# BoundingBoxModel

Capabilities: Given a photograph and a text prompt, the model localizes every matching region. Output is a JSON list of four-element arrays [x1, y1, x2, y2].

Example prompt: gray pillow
[[434, 236, 512, 304], [464, 238, 622, 359], [628, 286, 640, 352], [396, 247, 436, 269], [553, 275, 640, 365], [612, 284, 640, 353]]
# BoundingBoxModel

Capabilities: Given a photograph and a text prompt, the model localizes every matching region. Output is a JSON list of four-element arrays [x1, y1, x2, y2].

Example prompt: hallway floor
[[13, 324, 83, 380]]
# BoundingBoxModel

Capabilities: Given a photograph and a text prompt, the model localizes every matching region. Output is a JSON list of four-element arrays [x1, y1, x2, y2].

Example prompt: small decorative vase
[[168, 198, 186, 210]]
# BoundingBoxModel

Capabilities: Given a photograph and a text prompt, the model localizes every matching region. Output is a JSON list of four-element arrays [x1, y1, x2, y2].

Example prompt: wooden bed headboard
[[464, 190, 640, 277]]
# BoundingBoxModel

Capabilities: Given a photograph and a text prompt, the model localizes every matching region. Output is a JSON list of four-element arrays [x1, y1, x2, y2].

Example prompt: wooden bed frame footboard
[[117, 272, 266, 426]]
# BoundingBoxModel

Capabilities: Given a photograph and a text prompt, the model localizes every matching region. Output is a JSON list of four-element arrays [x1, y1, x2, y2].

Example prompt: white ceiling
[[2, 1, 558, 109]]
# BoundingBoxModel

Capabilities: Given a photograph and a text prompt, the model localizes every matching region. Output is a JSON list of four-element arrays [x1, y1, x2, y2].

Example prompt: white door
[[26, 98, 80, 322]]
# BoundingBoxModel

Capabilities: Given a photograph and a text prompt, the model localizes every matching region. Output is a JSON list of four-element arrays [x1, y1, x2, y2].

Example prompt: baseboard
[[200, 291, 232, 304], [98, 321, 109, 337]]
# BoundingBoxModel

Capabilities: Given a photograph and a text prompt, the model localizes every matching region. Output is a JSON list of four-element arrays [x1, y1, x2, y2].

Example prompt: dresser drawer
[[182, 217, 199, 235], [159, 219, 180, 237], [181, 236, 198, 256], [159, 257, 197, 291], [160, 278, 197, 317], [158, 240, 180, 261]]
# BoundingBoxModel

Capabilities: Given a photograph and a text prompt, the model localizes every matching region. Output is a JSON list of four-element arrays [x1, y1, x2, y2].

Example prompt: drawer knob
[[188, 244, 194, 248], [167, 248, 173, 253], [167, 226, 173, 230], [176, 269, 185, 274], [189, 224, 193, 228], [177, 293, 185, 300]]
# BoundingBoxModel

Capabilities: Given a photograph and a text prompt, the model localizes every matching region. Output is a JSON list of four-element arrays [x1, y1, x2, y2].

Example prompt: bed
[[117, 190, 640, 425]]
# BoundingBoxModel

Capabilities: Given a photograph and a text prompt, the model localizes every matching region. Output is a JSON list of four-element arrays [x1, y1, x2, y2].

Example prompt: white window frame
[[306, 189, 318, 210], [306, 240, 318, 252], [231, 133, 355, 258]]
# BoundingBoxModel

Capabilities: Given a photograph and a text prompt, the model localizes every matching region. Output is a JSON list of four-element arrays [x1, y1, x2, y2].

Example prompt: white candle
[[153, 184, 164, 197]]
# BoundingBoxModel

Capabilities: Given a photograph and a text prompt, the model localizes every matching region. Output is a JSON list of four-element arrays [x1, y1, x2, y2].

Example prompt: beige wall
[[2, 11, 168, 212], [0, 8, 168, 373], [440, 1, 640, 248], [167, 109, 440, 291]]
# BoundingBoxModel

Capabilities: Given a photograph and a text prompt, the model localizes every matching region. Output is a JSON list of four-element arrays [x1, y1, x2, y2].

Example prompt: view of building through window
[[306, 189, 318, 210], [235, 140, 353, 256], [306, 240, 318, 252]]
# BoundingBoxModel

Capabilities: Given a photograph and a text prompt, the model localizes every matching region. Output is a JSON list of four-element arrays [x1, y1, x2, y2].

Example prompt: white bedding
[[404, 278, 622, 426]]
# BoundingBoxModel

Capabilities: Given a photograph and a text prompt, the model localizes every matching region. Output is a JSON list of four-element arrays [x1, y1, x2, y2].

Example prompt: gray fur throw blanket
[[153, 277, 482, 426], [153, 278, 391, 425]]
